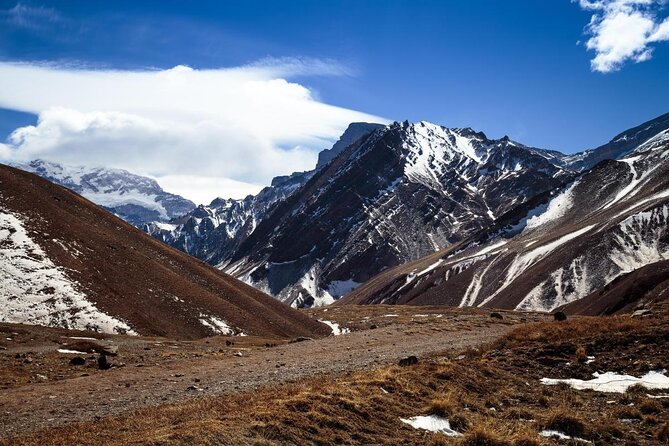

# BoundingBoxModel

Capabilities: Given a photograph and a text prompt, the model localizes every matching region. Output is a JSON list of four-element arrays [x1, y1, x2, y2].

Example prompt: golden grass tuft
[[543, 410, 587, 439], [492, 315, 644, 350], [656, 423, 669, 442], [458, 426, 511, 446]]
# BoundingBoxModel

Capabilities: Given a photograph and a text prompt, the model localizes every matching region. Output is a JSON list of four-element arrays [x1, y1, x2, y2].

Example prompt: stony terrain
[[0, 306, 543, 437], [1, 303, 667, 445]]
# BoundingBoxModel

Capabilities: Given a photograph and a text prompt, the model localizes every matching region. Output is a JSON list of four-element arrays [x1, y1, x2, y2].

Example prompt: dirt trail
[[0, 309, 536, 436]]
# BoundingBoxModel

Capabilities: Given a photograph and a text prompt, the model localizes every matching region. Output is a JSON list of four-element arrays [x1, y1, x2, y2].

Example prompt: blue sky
[[1, 1, 668, 202]]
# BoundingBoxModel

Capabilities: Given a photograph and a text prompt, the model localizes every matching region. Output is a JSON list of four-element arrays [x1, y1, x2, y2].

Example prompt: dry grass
[[543, 410, 587, 439], [490, 314, 644, 350], [3, 309, 668, 446]]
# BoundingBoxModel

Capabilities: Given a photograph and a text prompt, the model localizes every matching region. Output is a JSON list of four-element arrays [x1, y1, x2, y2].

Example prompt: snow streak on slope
[[516, 256, 591, 312], [609, 205, 669, 274], [0, 207, 135, 334], [525, 181, 579, 230], [479, 225, 595, 307], [516, 204, 669, 312]]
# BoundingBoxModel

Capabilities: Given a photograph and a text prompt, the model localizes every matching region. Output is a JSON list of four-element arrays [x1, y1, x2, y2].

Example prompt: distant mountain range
[[147, 113, 669, 312], [10, 159, 195, 226]]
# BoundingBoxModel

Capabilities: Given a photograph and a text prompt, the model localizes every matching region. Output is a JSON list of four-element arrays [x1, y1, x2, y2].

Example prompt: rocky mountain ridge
[[341, 128, 669, 314]]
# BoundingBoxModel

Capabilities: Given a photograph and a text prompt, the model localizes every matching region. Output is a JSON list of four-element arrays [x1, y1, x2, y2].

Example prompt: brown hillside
[[0, 164, 329, 339]]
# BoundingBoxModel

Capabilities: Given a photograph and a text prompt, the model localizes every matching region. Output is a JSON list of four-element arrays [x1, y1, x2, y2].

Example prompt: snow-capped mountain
[[11, 159, 195, 226], [224, 121, 572, 307], [342, 128, 669, 314], [144, 113, 669, 311], [144, 122, 382, 267]]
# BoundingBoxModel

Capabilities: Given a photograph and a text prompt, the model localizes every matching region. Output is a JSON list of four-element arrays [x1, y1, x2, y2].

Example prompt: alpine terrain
[[145, 113, 669, 309], [342, 124, 669, 315], [0, 164, 329, 339]]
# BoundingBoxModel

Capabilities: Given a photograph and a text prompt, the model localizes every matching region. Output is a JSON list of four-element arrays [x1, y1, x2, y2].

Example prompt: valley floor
[[1, 305, 668, 445]]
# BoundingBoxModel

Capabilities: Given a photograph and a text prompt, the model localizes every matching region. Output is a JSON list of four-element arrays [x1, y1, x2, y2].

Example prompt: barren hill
[[0, 164, 329, 339]]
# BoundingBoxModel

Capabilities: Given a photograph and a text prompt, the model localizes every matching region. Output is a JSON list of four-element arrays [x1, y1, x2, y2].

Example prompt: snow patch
[[319, 320, 350, 336], [540, 430, 591, 443], [400, 415, 462, 436], [0, 208, 136, 335], [525, 181, 579, 230], [327, 279, 360, 298], [298, 265, 335, 307], [541, 370, 669, 393], [198, 314, 234, 335]]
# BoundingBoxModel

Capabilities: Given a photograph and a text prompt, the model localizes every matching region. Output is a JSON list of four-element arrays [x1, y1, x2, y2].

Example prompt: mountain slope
[[225, 121, 572, 307], [0, 164, 329, 339], [341, 129, 669, 314], [11, 159, 195, 225], [560, 112, 669, 171], [144, 122, 383, 269]]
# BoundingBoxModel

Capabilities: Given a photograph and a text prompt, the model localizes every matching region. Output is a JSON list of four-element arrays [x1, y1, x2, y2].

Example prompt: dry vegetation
[[2, 305, 669, 445]]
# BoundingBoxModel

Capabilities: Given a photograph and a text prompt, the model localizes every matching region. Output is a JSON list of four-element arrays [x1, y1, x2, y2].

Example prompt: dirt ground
[[0, 306, 544, 437], [2, 304, 667, 446]]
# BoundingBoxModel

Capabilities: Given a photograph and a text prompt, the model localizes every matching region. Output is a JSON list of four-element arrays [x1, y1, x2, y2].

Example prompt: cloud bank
[[0, 60, 386, 203], [577, 0, 669, 73]]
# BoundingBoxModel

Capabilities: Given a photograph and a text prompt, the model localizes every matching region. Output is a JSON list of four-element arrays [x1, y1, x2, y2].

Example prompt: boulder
[[69, 356, 86, 366], [398, 355, 418, 366]]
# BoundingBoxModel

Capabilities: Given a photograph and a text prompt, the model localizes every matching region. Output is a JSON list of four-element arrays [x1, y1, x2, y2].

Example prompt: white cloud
[[3, 3, 58, 27], [576, 0, 669, 73], [156, 175, 263, 204], [0, 60, 387, 204]]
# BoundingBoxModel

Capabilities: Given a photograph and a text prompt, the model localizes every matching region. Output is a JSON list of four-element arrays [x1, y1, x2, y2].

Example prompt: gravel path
[[0, 317, 517, 436]]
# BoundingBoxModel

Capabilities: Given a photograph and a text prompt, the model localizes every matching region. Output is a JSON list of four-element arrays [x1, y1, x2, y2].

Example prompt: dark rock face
[[315, 122, 385, 169], [11, 159, 195, 226], [342, 127, 669, 315], [225, 121, 571, 307], [553, 312, 567, 322], [142, 113, 669, 313]]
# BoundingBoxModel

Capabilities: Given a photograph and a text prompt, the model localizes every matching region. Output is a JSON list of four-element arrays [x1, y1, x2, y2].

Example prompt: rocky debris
[[97, 355, 111, 370], [398, 355, 419, 366], [632, 309, 652, 318], [553, 312, 568, 322], [290, 337, 313, 343], [234, 352, 243, 357], [68, 357, 86, 366]]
